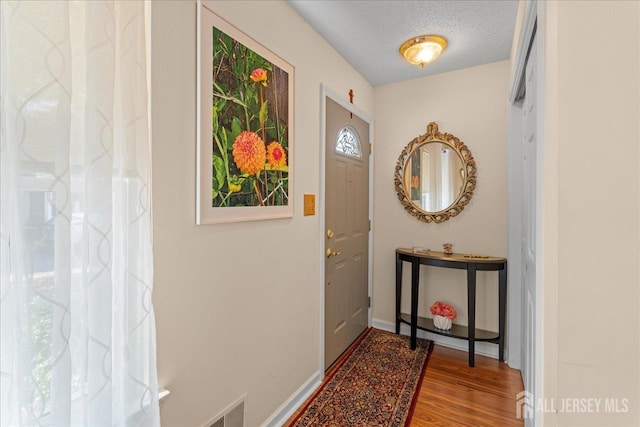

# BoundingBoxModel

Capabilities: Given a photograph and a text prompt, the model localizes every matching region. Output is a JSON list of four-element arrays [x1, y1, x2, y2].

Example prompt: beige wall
[[541, 1, 640, 425], [150, 0, 640, 425], [150, 1, 373, 426], [372, 61, 510, 332]]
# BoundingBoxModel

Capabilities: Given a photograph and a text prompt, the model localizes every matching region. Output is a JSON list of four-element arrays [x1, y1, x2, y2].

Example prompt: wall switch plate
[[304, 194, 315, 216]]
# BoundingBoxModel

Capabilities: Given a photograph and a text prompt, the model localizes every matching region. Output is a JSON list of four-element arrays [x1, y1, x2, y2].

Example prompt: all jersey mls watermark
[[517, 391, 629, 419]]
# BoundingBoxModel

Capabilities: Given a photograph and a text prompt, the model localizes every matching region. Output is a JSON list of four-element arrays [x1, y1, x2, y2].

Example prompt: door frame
[[508, 1, 547, 425], [319, 85, 373, 374]]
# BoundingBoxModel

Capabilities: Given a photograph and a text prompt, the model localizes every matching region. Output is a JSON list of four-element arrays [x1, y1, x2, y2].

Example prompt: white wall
[[372, 61, 510, 333], [150, 1, 373, 426], [539, 1, 640, 425]]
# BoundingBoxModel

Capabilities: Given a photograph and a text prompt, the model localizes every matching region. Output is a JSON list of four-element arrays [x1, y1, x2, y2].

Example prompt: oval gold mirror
[[394, 122, 476, 223]]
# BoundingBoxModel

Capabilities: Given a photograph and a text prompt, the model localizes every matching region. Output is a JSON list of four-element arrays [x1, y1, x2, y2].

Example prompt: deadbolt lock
[[327, 229, 334, 239]]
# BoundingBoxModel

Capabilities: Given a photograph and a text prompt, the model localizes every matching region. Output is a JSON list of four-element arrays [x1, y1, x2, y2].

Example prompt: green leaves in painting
[[210, 27, 289, 208]]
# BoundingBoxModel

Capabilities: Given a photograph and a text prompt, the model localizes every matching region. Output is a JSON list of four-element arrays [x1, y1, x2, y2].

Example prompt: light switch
[[304, 194, 315, 216]]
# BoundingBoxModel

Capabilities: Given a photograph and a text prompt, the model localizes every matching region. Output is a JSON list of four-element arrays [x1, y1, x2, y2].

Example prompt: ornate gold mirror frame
[[394, 122, 477, 223]]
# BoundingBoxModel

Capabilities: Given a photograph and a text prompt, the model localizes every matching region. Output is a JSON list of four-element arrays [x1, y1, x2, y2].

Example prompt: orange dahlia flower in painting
[[250, 68, 268, 86], [232, 131, 266, 175], [266, 141, 287, 169]]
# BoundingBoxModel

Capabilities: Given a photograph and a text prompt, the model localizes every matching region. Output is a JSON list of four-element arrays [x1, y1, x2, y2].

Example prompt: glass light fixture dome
[[399, 35, 447, 67]]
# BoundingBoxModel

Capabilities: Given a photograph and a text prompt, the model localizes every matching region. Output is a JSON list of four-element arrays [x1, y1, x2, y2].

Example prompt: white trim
[[261, 371, 322, 427], [509, 0, 537, 103], [507, 102, 523, 370], [158, 388, 170, 402], [371, 319, 499, 360], [319, 85, 374, 374], [319, 90, 327, 375]]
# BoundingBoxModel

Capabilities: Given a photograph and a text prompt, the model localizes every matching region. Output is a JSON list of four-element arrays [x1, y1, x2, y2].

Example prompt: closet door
[[521, 34, 538, 427]]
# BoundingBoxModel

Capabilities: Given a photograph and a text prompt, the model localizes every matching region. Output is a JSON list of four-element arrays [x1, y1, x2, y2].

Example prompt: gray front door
[[324, 97, 370, 368]]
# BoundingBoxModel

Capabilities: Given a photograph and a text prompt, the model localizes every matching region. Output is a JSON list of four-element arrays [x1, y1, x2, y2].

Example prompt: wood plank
[[410, 345, 524, 426]]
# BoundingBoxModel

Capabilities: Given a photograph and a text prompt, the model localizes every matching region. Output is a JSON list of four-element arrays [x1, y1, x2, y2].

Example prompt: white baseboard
[[372, 318, 500, 360], [261, 370, 322, 427]]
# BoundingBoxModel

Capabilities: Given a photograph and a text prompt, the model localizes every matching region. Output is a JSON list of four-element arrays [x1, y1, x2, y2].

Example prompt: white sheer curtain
[[1, 1, 159, 426]]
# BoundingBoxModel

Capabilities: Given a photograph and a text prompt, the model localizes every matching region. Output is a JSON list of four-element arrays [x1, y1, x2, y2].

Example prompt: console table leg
[[396, 254, 402, 335], [467, 266, 477, 367], [499, 264, 507, 362], [410, 260, 420, 350]]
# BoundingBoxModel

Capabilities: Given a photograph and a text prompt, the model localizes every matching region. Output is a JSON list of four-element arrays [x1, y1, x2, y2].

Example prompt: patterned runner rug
[[288, 328, 433, 426]]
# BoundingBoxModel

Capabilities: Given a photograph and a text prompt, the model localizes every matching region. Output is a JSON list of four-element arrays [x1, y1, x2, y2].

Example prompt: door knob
[[326, 248, 341, 258]]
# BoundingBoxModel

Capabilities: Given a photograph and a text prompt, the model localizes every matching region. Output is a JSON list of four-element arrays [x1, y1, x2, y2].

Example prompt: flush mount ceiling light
[[399, 35, 447, 67]]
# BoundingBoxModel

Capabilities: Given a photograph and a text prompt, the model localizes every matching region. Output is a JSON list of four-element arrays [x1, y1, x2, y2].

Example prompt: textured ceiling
[[287, 0, 519, 86]]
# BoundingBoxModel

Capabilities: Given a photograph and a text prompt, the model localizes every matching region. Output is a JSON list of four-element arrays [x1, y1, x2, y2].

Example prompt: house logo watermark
[[516, 391, 629, 419], [516, 391, 535, 419]]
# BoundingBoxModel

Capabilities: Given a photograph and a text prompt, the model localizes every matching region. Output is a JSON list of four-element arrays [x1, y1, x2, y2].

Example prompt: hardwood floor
[[286, 342, 524, 426], [410, 345, 524, 426]]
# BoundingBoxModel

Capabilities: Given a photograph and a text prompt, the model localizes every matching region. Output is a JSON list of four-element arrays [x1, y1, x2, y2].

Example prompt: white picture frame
[[197, 3, 294, 224]]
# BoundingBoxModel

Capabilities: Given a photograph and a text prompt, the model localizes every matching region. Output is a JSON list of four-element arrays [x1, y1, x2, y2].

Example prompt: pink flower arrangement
[[430, 301, 457, 320]]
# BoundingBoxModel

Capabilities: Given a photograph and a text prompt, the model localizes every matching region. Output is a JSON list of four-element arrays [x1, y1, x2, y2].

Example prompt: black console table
[[395, 247, 507, 367]]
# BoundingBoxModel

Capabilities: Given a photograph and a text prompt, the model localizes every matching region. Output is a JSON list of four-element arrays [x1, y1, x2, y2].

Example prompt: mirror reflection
[[403, 142, 465, 212], [394, 122, 476, 223]]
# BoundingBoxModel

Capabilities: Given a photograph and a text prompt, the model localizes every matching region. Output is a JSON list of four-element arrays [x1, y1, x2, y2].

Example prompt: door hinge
[[368, 296, 371, 308], [369, 143, 372, 155], [369, 220, 371, 231]]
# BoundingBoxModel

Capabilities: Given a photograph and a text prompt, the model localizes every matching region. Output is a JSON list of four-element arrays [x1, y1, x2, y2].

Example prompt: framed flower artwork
[[197, 3, 294, 224]]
